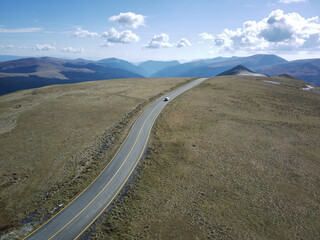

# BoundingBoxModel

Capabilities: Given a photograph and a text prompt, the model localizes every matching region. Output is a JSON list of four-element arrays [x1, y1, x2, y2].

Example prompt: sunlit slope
[[0, 77, 190, 233], [92, 75, 320, 240]]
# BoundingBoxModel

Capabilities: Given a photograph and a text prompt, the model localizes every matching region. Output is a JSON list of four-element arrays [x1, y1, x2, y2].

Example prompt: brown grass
[[0, 77, 191, 237], [91, 76, 320, 239]]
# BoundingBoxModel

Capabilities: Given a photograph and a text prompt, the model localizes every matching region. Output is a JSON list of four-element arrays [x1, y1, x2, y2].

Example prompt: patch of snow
[[301, 85, 315, 91], [238, 70, 266, 77], [51, 207, 57, 213], [262, 80, 281, 85]]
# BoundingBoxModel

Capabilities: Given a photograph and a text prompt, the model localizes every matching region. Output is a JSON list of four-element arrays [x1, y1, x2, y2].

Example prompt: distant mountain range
[[138, 60, 180, 76], [256, 59, 320, 86], [172, 54, 287, 77], [97, 58, 147, 76], [150, 54, 319, 86], [0, 57, 143, 96], [0, 54, 319, 96], [151, 56, 240, 77]]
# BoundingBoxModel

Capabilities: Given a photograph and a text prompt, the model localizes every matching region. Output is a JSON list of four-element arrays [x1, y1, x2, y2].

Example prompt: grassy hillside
[[0, 77, 191, 237], [91, 76, 320, 239]]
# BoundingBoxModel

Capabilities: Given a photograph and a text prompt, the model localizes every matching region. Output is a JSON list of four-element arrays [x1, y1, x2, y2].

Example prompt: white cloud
[[61, 46, 84, 53], [143, 33, 173, 49], [73, 27, 98, 37], [0, 44, 14, 49], [199, 32, 214, 40], [143, 34, 192, 49], [101, 28, 140, 45], [0, 27, 42, 33], [33, 44, 55, 51], [201, 9, 320, 53], [176, 38, 192, 48], [279, 0, 306, 3], [109, 12, 145, 28]]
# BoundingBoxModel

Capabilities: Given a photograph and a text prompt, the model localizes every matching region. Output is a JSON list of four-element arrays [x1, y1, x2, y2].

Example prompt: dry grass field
[[92, 76, 320, 239], [0, 77, 191, 236]]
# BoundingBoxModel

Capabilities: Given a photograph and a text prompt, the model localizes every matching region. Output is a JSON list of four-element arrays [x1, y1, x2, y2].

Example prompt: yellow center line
[[47, 101, 163, 240], [24, 78, 205, 240], [22, 100, 155, 240], [74, 98, 165, 240], [74, 79, 206, 239]]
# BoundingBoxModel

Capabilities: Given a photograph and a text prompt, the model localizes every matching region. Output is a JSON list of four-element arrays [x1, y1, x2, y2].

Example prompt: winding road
[[24, 77, 207, 240]]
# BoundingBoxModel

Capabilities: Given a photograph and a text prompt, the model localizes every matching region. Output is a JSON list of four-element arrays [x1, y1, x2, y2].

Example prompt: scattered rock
[[262, 80, 281, 85], [301, 85, 315, 91]]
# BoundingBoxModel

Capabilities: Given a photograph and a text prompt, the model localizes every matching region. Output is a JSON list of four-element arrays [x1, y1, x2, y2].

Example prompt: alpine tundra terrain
[[0, 77, 192, 238], [2, 0, 320, 239], [88, 75, 320, 240]]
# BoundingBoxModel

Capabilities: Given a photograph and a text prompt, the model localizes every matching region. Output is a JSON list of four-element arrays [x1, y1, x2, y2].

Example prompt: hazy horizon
[[1, 0, 320, 62], [2, 53, 319, 65]]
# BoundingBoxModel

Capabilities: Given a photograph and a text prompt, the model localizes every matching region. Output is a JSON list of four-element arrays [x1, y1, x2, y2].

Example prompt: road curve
[[24, 77, 207, 240]]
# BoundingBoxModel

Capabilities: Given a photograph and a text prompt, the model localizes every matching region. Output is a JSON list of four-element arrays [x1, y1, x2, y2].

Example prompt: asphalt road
[[24, 77, 207, 240]]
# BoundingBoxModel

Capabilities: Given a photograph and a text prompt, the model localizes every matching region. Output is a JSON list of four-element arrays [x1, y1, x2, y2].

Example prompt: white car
[[164, 97, 170, 101]]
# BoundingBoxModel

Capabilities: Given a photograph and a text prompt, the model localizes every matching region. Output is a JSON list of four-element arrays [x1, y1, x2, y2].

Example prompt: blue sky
[[1, 0, 319, 62]]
